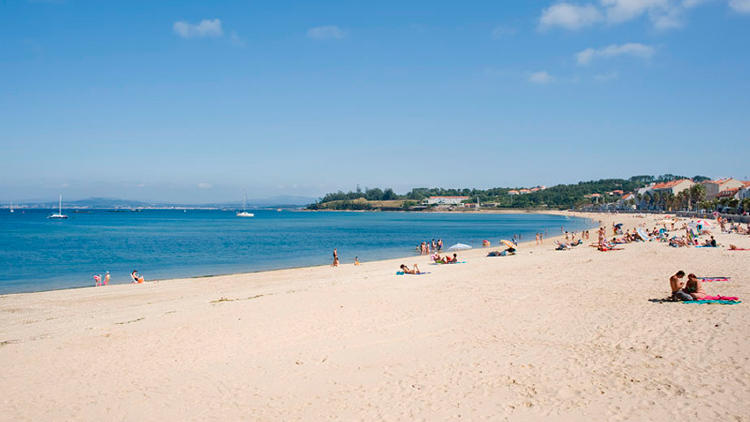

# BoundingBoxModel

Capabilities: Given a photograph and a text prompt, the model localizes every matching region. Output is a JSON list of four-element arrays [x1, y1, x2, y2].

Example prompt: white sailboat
[[48, 195, 68, 219], [236, 193, 254, 218], [9, 201, 14, 213]]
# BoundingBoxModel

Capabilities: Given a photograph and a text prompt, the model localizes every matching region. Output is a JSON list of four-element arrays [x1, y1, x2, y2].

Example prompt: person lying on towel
[[400, 264, 422, 274]]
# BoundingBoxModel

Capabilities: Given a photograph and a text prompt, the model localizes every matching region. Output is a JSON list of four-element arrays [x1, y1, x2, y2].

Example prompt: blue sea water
[[0, 209, 593, 294]]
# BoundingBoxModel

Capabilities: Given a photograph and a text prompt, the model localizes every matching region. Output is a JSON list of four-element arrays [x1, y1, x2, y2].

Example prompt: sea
[[0, 209, 594, 294]]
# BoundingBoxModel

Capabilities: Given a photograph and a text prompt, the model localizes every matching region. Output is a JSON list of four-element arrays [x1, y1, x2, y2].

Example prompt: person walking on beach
[[93, 274, 101, 287], [539, 232, 543, 244], [104, 271, 110, 286], [354, 256, 360, 266], [332, 248, 339, 267], [536, 233, 540, 245]]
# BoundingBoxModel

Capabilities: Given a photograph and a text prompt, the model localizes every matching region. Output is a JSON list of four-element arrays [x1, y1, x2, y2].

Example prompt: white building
[[702, 178, 747, 200], [424, 196, 470, 205]]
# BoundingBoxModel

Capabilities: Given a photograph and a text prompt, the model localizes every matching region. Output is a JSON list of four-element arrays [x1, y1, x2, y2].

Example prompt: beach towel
[[700, 295, 739, 301], [683, 300, 741, 305], [695, 245, 718, 248], [431, 261, 467, 265], [598, 247, 623, 251], [728, 248, 750, 251], [396, 271, 431, 275], [699, 277, 730, 282]]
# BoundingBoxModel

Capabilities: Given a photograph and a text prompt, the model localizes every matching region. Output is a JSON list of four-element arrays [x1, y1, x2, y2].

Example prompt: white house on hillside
[[702, 178, 746, 200], [651, 179, 695, 195], [424, 196, 470, 205]]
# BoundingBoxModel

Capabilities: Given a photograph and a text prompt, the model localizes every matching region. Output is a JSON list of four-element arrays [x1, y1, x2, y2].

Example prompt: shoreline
[[2, 211, 748, 420], [0, 211, 596, 298]]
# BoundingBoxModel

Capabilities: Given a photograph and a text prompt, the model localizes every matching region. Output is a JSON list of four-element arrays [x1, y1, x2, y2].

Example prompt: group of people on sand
[[535, 232, 545, 245], [93, 270, 144, 286], [669, 270, 738, 302], [564, 230, 589, 242], [718, 216, 750, 235], [93, 271, 110, 287], [332, 248, 361, 267], [416, 239, 443, 255], [431, 252, 459, 264]]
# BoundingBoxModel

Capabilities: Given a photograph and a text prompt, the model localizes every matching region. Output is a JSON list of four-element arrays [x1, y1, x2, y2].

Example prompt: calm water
[[0, 209, 593, 294]]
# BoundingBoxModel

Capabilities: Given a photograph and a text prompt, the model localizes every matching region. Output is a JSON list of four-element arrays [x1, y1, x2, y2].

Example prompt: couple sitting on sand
[[432, 253, 458, 264], [670, 271, 705, 301], [670, 271, 739, 302]]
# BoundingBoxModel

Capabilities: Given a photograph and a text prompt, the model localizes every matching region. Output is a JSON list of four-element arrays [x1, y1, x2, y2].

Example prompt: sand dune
[[1, 212, 748, 420]]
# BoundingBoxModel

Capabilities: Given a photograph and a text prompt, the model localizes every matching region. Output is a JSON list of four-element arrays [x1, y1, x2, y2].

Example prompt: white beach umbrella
[[447, 243, 472, 251]]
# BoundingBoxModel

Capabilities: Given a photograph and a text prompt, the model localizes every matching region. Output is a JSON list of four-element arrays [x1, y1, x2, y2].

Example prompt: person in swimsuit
[[354, 256, 360, 266], [104, 271, 110, 286], [670, 270, 692, 301], [131, 270, 144, 283], [400, 264, 421, 275], [684, 273, 706, 300], [332, 248, 339, 267]]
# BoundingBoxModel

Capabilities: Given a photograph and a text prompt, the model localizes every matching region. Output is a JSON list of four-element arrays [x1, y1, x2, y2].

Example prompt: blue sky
[[1, 0, 749, 202]]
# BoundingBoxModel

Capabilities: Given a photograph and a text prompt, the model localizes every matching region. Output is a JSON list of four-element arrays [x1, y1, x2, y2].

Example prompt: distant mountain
[[11, 196, 318, 209]]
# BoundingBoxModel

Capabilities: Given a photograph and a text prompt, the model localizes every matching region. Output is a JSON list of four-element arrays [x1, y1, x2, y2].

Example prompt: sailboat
[[9, 201, 14, 213], [48, 195, 68, 219], [236, 193, 254, 217]]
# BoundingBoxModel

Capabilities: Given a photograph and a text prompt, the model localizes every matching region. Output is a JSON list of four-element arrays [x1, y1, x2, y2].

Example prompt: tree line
[[308, 174, 720, 210]]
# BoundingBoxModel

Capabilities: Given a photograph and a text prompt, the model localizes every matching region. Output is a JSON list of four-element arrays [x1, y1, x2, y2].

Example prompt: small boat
[[48, 195, 68, 219], [276, 208, 282, 212], [237, 192, 254, 218], [9, 201, 14, 213]]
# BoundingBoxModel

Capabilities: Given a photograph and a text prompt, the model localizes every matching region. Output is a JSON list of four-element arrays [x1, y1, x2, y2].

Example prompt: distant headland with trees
[[307, 174, 750, 213]]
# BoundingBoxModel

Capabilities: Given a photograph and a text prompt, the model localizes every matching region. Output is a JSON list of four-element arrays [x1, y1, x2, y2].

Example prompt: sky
[[1, 0, 749, 203]]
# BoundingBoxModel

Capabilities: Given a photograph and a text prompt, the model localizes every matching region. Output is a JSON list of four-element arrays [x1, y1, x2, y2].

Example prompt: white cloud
[[197, 183, 213, 189], [491, 25, 517, 39], [576, 42, 655, 65], [729, 0, 750, 12], [539, 0, 749, 30], [600, 0, 670, 23], [529, 71, 554, 84], [539, 3, 603, 29], [173, 19, 223, 39], [307, 25, 346, 40]]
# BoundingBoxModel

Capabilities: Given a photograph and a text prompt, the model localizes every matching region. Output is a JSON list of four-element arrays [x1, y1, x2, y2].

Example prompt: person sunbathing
[[670, 271, 693, 301], [399, 264, 421, 274], [554, 240, 569, 250]]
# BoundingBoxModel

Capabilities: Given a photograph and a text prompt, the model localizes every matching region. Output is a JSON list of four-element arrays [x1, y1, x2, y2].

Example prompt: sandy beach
[[1, 211, 748, 421]]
